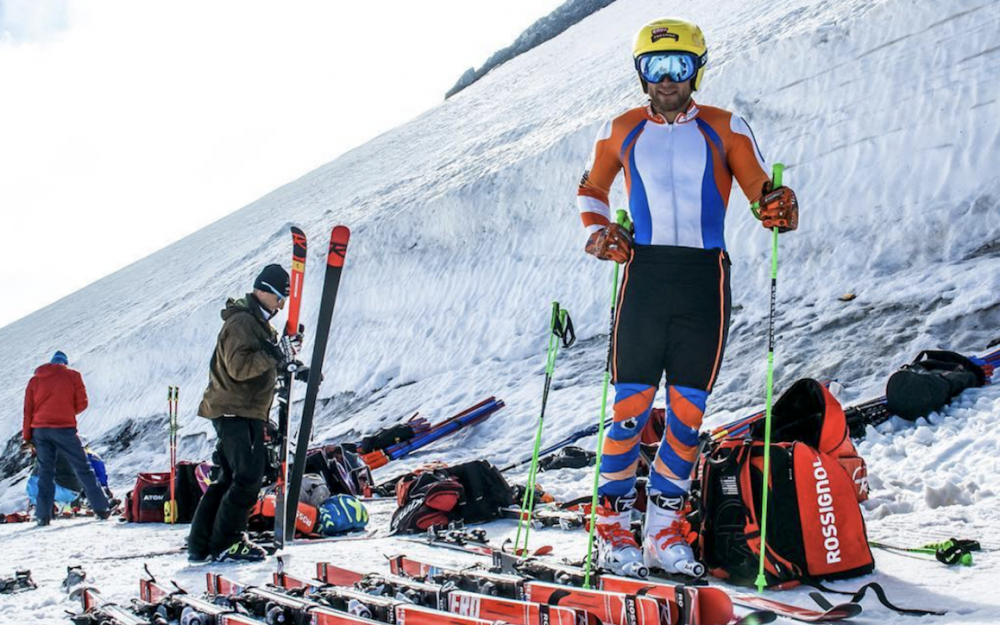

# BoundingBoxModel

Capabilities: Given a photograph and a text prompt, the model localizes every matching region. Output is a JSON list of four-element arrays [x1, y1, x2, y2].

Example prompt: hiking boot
[[187, 552, 213, 564], [215, 534, 267, 563], [96, 510, 112, 520], [595, 492, 647, 578], [642, 494, 704, 577], [36, 518, 50, 527]]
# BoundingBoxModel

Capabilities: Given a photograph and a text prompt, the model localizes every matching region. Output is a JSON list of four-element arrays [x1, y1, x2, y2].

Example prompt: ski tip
[[291, 226, 307, 256], [328, 225, 351, 267]]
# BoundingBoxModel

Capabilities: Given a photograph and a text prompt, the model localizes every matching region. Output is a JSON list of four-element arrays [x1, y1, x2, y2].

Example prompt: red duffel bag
[[125, 472, 171, 523]]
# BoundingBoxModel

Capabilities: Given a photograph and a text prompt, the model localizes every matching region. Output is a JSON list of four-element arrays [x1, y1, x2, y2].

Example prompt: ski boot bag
[[690, 378, 874, 587]]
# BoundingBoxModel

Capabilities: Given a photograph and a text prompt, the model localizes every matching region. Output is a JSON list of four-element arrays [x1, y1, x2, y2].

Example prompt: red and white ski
[[314, 562, 581, 625], [139, 576, 259, 625], [213, 570, 493, 625], [206, 572, 380, 625], [274, 226, 308, 550]]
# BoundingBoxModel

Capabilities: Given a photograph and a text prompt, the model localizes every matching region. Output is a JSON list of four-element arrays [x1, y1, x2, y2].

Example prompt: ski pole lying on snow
[[752, 163, 785, 593], [870, 538, 981, 566], [499, 418, 610, 473], [513, 302, 576, 555], [584, 209, 632, 588]]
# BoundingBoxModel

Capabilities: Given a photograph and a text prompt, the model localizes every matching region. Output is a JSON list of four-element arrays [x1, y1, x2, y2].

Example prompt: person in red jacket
[[23, 351, 110, 526]]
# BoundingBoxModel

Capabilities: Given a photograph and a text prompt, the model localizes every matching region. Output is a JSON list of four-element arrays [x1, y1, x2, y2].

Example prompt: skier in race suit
[[22, 351, 111, 526], [189, 264, 294, 562], [578, 18, 799, 576]]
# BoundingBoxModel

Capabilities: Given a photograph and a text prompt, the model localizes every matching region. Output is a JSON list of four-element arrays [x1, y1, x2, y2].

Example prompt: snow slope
[[1, 0, 999, 621]]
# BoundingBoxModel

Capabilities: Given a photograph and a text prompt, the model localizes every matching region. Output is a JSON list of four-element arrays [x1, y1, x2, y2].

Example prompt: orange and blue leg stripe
[[598, 383, 656, 497], [650, 385, 708, 496]]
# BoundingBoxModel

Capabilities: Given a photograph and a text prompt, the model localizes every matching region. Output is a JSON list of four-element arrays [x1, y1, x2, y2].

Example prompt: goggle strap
[[259, 281, 287, 300]]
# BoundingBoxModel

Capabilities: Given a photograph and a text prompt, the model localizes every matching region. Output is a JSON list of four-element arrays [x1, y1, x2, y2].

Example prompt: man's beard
[[652, 92, 690, 115]]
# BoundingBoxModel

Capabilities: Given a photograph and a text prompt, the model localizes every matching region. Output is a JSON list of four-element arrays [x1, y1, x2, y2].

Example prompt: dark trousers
[[188, 417, 266, 556], [32, 428, 109, 521], [612, 245, 732, 390], [600, 246, 732, 498]]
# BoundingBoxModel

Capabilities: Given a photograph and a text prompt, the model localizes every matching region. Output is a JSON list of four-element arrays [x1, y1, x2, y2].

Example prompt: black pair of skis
[[274, 225, 351, 550]]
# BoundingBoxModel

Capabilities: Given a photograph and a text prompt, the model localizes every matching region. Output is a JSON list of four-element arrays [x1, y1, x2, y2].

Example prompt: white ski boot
[[643, 494, 705, 578], [595, 492, 649, 578]]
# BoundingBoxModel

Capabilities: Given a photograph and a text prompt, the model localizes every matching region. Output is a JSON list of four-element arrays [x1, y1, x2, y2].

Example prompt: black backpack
[[387, 460, 514, 532], [390, 469, 464, 534], [173, 461, 206, 523], [358, 423, 416, 454], [886, 350, 987, 420], [445, 460, 515, 523]]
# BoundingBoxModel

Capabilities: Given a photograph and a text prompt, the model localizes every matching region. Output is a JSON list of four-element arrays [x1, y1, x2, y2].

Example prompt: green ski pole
[[870, 539, 978, 566], [752, 163, 785, 593], [514, 301, 575, 554], [584, 209, 631, 588]]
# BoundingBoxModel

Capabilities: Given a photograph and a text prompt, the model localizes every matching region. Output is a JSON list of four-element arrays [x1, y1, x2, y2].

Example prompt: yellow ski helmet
[[632, 18, 708, 91]]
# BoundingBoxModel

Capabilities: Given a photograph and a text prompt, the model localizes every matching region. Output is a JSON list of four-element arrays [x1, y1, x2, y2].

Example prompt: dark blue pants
[[32, 428, 109, 521]]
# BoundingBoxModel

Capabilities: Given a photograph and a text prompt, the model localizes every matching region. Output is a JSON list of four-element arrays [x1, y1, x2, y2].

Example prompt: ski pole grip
[[558, 309, 576, 348], [750, 163, 786, 219], [550, 301, 560, 332], [615, 209, 631, 230], [771, 163, 784, 188], [615, 208, 632, 231], [558, 308, 570, 337]]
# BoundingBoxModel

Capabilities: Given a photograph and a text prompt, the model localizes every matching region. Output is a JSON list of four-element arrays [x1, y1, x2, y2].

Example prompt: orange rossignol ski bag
[[690, 379, 874, 587]]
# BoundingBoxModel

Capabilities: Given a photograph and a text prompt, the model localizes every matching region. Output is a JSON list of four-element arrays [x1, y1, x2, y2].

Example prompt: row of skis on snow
[[69, 527, 874, 625]]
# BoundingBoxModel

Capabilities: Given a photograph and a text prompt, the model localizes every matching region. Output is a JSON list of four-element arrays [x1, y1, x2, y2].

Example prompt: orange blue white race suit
[[577, 100, 770, 499]]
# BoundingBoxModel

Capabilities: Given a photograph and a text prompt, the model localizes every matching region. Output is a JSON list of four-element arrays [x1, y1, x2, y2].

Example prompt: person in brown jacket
[[22, 351, 110, 526], [188, 264, 292, 562]]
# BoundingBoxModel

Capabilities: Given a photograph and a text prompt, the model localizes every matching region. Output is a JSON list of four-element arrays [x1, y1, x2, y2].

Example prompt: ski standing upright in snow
[[283, 225, 351, 545], [274, 226, 308, 551]]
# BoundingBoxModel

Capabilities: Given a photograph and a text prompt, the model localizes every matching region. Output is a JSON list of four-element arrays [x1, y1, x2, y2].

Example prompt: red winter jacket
[[23, 364, 89, 441]]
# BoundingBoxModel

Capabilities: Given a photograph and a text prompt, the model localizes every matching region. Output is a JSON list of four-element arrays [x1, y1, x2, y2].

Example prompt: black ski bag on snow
[[885, 350, 987, 420]]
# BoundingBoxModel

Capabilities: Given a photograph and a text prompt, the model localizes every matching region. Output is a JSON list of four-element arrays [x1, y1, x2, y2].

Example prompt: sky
[[0, 0, 566, 329]]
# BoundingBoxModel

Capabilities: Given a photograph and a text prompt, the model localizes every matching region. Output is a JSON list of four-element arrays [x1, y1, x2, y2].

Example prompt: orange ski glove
[[585, 224, 633, 263], [757, 184, 799, 233]]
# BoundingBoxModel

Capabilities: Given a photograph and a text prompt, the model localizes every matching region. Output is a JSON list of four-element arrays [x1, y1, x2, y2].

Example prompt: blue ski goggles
[[635, 51, 703, 84]]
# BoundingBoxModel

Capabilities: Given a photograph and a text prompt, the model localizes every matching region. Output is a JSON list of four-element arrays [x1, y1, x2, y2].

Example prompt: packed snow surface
[[1, 0, 999, 622]]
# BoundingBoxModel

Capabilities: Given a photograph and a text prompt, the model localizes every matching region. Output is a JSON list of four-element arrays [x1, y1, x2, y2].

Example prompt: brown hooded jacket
[[197, 294, 280, 421]]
